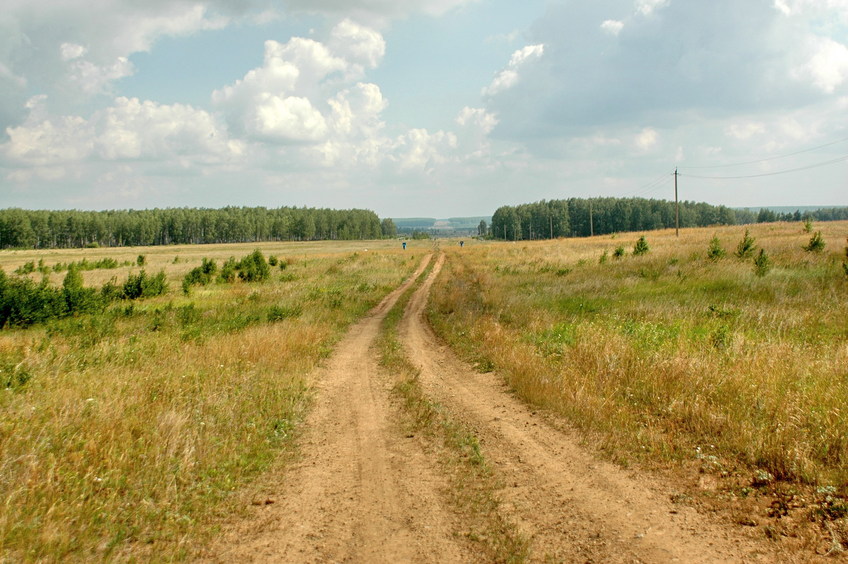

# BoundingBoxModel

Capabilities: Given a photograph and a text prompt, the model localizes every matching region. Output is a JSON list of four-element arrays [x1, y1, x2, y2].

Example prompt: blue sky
[[1, 0, 846, 218]]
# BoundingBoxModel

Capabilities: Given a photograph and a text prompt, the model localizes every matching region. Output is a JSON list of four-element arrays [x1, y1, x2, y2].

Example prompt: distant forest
[[489, 198, 848, 240], [0, 207, 396, 249]]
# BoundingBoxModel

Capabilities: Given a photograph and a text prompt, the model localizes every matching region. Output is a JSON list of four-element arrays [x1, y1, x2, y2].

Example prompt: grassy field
[[2, 225, 847, 559], [0, 239, 423, 562], [428, 222, 848, 490]]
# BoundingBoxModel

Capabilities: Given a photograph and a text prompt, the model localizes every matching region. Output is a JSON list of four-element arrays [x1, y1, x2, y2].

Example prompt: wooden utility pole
[[549, 212, 553, 239], [674, 168, 679, 237]]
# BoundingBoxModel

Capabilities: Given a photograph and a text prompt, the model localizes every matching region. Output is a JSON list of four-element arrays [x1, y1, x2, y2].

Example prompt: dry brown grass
[[429, 223, 848, 488], [0, 241, 418, 562]]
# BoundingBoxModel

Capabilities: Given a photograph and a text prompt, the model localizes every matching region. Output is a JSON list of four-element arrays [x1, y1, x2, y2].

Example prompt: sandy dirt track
[[399, 253, 775, 563], [207, 254, 474, 563], [208, 251, 784, 563]]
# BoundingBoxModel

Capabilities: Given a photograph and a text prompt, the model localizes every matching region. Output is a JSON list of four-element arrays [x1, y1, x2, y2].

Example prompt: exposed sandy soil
[[207, 252, 801, 563]]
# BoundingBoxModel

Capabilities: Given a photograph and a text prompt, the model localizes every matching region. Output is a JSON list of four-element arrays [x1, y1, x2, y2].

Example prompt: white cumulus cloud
[[482, 44, 545, 97], [3, 95, 236, 173], [213, 21, 385, 143], [794, 36, 848, 92], [601, 20, 625, 35], [634, 127, 658, 151], [636, 0, 670, 16]]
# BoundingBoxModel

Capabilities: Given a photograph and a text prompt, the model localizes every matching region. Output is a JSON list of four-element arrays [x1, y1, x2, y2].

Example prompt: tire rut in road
[[206, 254, 473, 563], [400, 253, 773, 563]]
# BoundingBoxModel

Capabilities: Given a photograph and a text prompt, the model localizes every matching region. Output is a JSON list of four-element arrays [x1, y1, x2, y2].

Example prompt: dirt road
[[210, 252, 776, 562], [209, 254, 473, 563]]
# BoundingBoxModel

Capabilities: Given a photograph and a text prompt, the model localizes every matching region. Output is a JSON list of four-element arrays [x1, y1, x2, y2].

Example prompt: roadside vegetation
[[0, 241, 418, 562], [428, 221, 848, 544]]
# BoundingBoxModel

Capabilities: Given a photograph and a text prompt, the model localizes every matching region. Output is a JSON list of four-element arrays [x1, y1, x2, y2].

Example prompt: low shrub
[[183, 258, 218, 294], [803, 231, 826, 253], [238, 250, 271, 283], [218, 258, 238, 283], [707, 235, 726, 261], [735, 229, 756, 258], [633, 236, 650, 256], [268, 304, 303, 322], [121, 270, 168, 300], [753, 249, 771, 277]]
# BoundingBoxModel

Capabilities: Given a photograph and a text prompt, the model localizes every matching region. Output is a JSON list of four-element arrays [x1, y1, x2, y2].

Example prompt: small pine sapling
[[753, 249, 771, 277], [735, 229, 756, 259], [613, 246, 626, 259], [803, 231, 826, 253], [633, 236, 649, 256], [707, 235, 726, 261], [803, 218, 813, 233]]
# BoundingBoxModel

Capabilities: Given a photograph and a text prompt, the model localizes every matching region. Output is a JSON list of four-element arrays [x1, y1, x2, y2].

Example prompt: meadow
[[2, 222, 847, 560], [429, 222, 848, 491], [0, 240, 421, 562]]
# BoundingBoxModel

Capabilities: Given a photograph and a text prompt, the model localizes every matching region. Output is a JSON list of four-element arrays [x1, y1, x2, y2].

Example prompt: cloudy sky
[[1, 0, 846, 218]]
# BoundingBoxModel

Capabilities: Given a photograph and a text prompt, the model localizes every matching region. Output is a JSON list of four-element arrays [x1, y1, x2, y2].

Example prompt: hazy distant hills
[[734, 206, 846, 214], [392, 217, 491, 234]]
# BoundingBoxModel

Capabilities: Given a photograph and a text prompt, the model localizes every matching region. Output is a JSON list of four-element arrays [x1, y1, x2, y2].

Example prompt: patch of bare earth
[[204, 254, 474, 563], [399, 253, 792, 563]]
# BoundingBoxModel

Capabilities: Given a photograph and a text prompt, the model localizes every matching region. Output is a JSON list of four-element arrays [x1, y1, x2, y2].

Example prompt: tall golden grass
[[0, 242, 418, 562], [428, 222, 848, 487]]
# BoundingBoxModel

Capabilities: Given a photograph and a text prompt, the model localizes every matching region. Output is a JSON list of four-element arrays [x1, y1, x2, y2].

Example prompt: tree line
[[489, 198, 848, 240], [0, 207, 396, 249]]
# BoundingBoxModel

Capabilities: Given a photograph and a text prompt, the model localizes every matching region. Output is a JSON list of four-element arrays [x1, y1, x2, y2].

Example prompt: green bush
[[121, 270, 168, 300], [633, 236, 649, 256], [707, 235, 726, 261], [735, 229, 756, 258], [182, 258, 218, 294], [218, 258, 238, 283], [268, 304, 303, 322], [14, 261, 36, 275], [753, 249, 771, 277], [613, 246, 626, 259], [0, 275, 67, 328], [238, 250, 271, 283], [803, 231, 826, 253], [62, 266, 104, 315]]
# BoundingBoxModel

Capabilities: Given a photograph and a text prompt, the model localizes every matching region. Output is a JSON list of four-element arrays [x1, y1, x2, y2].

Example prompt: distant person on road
[[402, 241, 407, 250]]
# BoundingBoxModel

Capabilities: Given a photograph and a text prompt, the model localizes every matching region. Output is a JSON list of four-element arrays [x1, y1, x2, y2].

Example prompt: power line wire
[[679, 154, 848, 180], [677, 136, 848, 170], [625, 171, 674, 198]]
